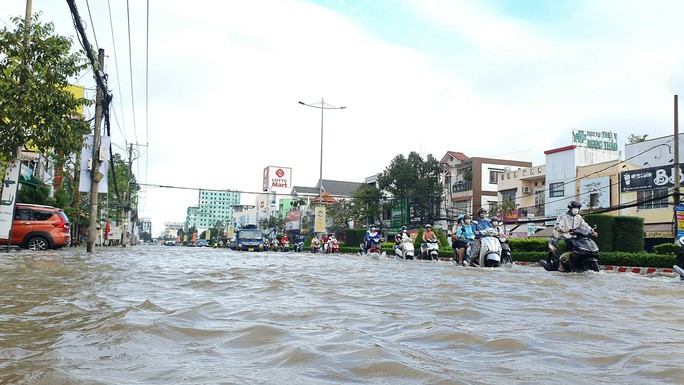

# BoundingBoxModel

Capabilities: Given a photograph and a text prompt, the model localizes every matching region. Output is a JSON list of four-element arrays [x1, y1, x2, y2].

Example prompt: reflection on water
[[1, 246, 683, 384]]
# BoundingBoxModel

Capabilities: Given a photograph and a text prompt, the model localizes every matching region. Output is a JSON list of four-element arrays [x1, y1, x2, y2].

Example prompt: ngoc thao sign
[[572, 130, 618, 151], [620, 164, 684, 192]]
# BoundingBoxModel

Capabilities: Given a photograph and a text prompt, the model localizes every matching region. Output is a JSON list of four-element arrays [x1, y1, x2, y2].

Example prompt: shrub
[[509, 238, 548, 252], [584, 214, 614, 252], [653, 242, 679, 255], [612, 216, 644, 252], [344, 229, 367, 248]]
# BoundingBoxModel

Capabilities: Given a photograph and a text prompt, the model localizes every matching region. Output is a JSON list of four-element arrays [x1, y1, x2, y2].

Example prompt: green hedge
[[653, 242, 679, 255], [584, 214, 614, 252], [613, 216, 644, 252], [509, 238, 548, 252]]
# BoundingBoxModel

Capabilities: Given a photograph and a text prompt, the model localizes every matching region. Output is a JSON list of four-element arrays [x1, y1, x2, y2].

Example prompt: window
[[637, 188, 668, 210], [550, 182, 564, 198], [501, 190, 516, 204], [489, 169, 502, 184]]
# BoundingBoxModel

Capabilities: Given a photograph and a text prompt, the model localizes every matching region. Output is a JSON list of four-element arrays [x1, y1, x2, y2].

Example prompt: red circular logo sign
[[276, 168, 285, 178]]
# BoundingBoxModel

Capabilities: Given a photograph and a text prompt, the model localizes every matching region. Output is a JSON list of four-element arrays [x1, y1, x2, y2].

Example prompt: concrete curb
[[514, 261, 675, 275]]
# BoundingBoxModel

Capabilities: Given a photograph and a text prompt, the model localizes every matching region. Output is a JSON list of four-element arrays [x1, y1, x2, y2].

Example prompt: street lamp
[[298, 99, 346, 205]]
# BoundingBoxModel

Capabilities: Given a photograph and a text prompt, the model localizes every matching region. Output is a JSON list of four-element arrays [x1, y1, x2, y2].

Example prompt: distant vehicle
[[0, 203, 71, 250], [164, 240, 176, 246], [196, 239, 209, 247], [234, 225, 264, 251]]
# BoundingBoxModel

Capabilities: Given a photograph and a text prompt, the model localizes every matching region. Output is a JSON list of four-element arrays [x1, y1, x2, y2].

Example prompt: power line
[[126, 0, 139, 144], [84, 0, 99, 49], [107, 0, 129, 144]]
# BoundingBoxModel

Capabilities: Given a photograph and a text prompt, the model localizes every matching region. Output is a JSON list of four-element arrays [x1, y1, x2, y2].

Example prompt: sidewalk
[[514, 261, 675, 275]]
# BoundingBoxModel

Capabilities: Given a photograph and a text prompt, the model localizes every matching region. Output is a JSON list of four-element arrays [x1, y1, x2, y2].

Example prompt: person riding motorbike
[[362, 226, 382, 254], [491, 216, 512, 264], [311, 235, 321, 253], [421, 224, 438, 259], [674, 236, 684, 280], [394, 225, 411, 255], [554, 200, 598, 271], [455, 215, 475, 266], [451, 215, 464, 260], [468, 208, 492, 266], [280, 233, 290, 252], [327, 234, 339, 253]]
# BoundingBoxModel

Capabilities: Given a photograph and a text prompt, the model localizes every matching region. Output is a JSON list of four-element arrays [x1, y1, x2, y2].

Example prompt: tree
[[377, 151, 442, 225], [326, 199, 355, 232], [351, 184, 384, 226], [0, 13, 91, 163], [105, 153, 139, 223], [627, 134, 648, 144]]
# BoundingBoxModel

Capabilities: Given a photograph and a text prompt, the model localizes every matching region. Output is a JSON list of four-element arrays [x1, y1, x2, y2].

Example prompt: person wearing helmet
[[451, 215, 465, 260], [468, 208, 493, 266], [674, 236, 684, 280], [395, 225, 409, 245], [420, 224, 438, 259], [555, 200, 597, 270], [361, 225, 381, 255], [491, 217, 513, 264], [455, 214, 475, 265]]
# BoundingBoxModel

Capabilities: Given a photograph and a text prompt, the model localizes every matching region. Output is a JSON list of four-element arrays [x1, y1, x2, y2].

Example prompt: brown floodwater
[[1, 246, 682, 384]]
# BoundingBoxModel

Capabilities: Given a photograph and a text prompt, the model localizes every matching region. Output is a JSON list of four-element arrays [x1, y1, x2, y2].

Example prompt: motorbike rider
[[674, 236, 684, 280], [328, 233, 339, 253], [395, 225, 410, 254], [362, 226, 381, 254], [455, 215, 475, 266], [451, 215, 464, 260], [280, 233, 290, 251], [311, 234, 321, 253], [468, 208, 492, 266], [421, 224, 438, 259], [490, 216, 512, 262], [555, 200, 598, 271]]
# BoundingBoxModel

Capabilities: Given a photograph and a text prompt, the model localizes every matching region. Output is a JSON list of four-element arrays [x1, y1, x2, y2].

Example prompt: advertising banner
[[285, 210, 301, 231], [676, 205, 684, 240], [621, 164, 684, 192], [314, 206, 326, 233], [79, 135, 111, 193], [0, 160, 21, 239], [262, 166, 292, 194]]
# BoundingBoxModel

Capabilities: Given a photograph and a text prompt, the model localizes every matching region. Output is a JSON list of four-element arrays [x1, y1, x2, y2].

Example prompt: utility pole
[[121, 143, 133, 247], [674, 95, 680, 242], [87, 49, 105, 252]]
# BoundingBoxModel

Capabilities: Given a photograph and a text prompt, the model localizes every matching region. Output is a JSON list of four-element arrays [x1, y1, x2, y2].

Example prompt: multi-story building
[[163, 222, 184, 240], [440, 151, 532, 230], [185, 206, 198, 231], [195, 190, 240, 231], [498, 164, 547, 220]]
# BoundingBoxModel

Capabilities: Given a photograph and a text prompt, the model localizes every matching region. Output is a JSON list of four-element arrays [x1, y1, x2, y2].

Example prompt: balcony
[[452, 180, 472, 193]]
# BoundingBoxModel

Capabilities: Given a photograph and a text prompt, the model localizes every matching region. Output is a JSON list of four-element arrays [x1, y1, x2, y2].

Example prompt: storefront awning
[[19, 175, 46, 188], [644, 223, 673, 239]]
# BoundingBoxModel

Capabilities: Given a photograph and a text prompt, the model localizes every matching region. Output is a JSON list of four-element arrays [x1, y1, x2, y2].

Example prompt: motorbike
[[540, 224, 599, 273], [311, 238, 321, 253], [294, 241, 304, 252], [281, 241, 290, 252], [394, 237, 415, 260], [327, 239, 339, 254], [672, 237, 684, 280], [270, 238, 279, 252], [420, 238, 440, 261], [468, 228, 502, 267], [499, 236, 513, 265]]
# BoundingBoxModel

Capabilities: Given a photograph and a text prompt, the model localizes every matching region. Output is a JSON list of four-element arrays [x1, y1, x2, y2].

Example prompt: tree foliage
[[326, 199, 354, 231], [0, 13, 91, 162], [627, 134, 648, 144], [351, 184, 384, 225], [377, 151, 442, 224]]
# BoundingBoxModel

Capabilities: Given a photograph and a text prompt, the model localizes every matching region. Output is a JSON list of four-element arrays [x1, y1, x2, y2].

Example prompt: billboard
[[79, 135, 111, 193], [620, 164, 684, 192], [0, 160, 21, 239], [262, 166, 292, 195], [572, 130, 618, 151]]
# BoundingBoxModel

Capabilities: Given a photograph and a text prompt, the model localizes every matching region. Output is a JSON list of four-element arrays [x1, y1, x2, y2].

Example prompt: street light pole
[[298, 99, 346, 205]]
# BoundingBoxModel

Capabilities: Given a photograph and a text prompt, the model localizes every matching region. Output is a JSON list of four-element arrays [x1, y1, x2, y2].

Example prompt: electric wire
[[107, 0, 129, 144], [84, 0, 99, 49], [126, 0, 139, 144]]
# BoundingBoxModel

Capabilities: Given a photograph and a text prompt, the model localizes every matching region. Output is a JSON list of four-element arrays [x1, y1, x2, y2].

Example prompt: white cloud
[[4, 0, 684, 235]]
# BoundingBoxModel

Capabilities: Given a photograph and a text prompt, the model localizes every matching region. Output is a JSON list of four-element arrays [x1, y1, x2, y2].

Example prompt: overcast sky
[[3, 0, 684, 236]]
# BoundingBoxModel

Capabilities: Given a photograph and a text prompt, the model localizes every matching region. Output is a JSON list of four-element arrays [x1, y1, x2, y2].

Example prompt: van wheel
[[26, 236, 49, 251]]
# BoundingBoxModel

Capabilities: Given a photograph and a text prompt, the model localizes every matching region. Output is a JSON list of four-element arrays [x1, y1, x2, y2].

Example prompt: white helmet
[[678, 236, 684, 248]]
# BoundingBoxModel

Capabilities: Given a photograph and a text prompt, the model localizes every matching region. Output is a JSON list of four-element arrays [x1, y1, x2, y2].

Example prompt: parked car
[[0, 203, 71, 250], [196, 239, 209, 247]]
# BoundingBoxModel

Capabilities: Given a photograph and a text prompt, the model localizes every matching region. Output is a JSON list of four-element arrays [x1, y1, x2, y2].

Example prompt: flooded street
[[1, 246, 683, 384]]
